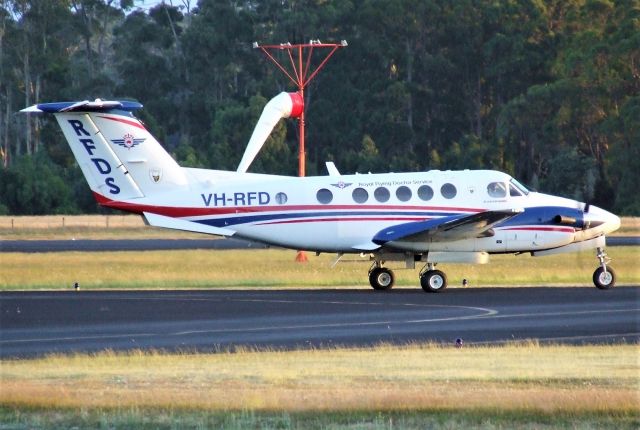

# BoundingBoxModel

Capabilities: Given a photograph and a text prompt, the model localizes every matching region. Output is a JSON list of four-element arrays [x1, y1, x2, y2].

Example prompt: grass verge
[[1, 343, 638, 428], [1, 247, 638, 290]]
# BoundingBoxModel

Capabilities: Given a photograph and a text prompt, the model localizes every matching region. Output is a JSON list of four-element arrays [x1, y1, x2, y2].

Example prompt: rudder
[[22, 100, 187, 201]]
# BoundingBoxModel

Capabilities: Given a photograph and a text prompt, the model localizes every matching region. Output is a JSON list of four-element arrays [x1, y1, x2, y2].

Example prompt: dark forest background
[[0, 0, 638, 215]]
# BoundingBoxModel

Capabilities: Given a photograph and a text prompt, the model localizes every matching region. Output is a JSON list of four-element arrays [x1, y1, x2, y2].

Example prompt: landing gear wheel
[[369, 267, 395, 291], [593, 266, 616, 290], [420, 270, 447, 292]]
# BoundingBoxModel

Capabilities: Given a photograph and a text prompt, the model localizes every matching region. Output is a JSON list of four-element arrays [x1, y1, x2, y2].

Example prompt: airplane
[[21, 95, 621, 292]]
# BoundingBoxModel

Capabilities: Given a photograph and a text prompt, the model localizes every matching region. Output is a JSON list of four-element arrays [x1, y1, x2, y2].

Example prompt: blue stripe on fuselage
[[192, 210, 467, 228]]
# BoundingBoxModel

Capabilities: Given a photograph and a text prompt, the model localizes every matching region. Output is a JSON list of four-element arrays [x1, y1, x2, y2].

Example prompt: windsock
[[236, 92, 303, 173]]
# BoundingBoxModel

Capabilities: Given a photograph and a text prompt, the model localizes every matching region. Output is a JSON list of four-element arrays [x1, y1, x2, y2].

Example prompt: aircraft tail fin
[[21, 100, 187, 201]]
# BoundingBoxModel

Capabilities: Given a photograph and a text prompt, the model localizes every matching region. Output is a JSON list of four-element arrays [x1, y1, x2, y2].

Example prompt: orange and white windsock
[[236, 92, 303, 173]]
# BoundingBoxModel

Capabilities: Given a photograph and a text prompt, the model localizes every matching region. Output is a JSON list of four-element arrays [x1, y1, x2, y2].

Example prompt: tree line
[[0, 0, 638, 215]]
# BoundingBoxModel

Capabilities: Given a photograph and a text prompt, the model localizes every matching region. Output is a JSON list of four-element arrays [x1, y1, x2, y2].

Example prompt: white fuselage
[[118, 168, 620, 255]]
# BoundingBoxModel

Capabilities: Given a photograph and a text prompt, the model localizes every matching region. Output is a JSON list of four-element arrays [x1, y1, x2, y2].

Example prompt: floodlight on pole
[[254, 40, 346, 263]]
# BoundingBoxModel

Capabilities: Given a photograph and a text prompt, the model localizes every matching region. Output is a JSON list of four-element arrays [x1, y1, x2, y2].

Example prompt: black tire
[[593, 266, 616, 290], [420, 270, 447, 292], [369, 267, 394, 290]]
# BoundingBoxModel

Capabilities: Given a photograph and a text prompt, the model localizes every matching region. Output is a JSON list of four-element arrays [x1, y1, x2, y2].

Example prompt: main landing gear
[[368, 261, 448, 292], [419, 263, 447, 293], [368, 262, 395, 290], [593, 247, 616, 290]]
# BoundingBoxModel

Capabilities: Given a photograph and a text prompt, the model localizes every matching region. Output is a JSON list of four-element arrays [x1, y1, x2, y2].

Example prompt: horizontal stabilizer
[[144, 212, 236, 237], [21, 99, 142, 114]]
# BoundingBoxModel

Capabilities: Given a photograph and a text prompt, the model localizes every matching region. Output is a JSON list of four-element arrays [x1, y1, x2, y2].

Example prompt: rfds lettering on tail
[[22, 95, 621, 291], [67, 118, 120, 194]]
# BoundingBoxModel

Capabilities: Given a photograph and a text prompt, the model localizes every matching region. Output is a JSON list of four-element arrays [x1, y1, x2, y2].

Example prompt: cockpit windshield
[[509, 178, 529, 196]]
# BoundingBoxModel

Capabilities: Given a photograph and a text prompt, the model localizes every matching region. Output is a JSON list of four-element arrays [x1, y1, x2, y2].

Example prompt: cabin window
[[417, 185, 433, 201], [275, 192, 288, 204], [441, 183, 457, 199], [487, 182, 507, 198], [352, 187, 369, 203], [396, 186, 412, 202], [374, 187, 390, 203], [510, 178, 530, 195], [509, 183, 523, 197], [316, 188, 333, 204]]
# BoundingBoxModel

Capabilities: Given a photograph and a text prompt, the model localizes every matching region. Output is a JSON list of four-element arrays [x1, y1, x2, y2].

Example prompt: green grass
[[1, 247, 638, 290], [1, 343, 638, 429]]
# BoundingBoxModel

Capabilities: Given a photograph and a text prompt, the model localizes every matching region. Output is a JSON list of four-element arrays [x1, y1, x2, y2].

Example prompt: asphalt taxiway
[[1, 287, 638, 358], [1, 236, 637, 252]]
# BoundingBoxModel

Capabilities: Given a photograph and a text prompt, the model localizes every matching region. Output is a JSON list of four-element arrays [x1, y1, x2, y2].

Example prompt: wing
[[373, 209, 523, 248]]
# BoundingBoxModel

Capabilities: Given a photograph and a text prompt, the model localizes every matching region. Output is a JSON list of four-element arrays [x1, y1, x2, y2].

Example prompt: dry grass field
[[1, 246, 638, 290], [1, 343, 638, 428], [2, 343, 637, 411]]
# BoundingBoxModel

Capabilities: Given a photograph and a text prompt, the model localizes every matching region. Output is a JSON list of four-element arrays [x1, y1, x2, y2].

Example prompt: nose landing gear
[[593, 247, 616, 289], [367, 260, 450, 292]]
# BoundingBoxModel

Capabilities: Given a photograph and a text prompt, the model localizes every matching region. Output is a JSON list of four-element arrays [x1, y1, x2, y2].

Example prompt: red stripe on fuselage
[[257, 217, 432, 225], [97, 115, 147, 131], [500, 226, 575, 233], [93, 192, 484, 218]]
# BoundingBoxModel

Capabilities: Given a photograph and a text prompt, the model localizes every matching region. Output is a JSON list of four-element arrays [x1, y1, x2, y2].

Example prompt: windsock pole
[[254, 40, 347, 262]]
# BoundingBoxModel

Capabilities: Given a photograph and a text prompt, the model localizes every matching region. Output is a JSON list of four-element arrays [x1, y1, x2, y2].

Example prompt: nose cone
[[584, 205, 621, 234]]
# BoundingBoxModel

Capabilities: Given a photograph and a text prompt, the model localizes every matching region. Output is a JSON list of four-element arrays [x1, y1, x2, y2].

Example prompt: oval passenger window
[[352, 187, 369, 204], [374, 187, 390, 203], [316, 188, 333, 204], [440, 183, 457, 199], [396, 186, 412, 202], [417, 185, 433, 201]]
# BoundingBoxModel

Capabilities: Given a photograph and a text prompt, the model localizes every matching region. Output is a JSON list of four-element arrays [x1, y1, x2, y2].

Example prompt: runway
[[1, 236, 637, 252], [1, 287, 638, 358], [0, 238, 268, 252]]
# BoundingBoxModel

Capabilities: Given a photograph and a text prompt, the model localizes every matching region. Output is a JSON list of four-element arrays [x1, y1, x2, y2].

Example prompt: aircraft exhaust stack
[[553, 215, 578, 225], [236, 92, 303, 173]]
